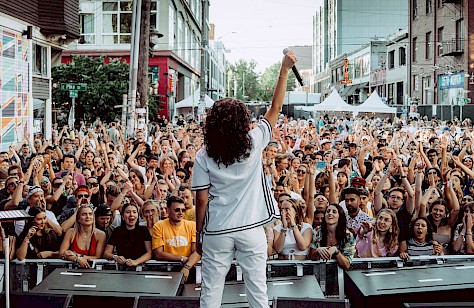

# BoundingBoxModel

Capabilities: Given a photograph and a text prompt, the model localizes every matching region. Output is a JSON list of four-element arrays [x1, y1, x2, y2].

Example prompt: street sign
[[69, 90, 78, 98], [61, 83, 87, 91], [464, 98, 471, 104]]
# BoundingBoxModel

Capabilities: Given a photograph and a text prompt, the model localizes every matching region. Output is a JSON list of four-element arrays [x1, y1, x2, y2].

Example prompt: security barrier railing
[[3, 255, 474, 298]]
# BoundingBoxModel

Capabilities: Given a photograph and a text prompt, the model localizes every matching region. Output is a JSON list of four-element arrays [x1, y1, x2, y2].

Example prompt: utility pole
[[199, 0, 209, 122], [137, 0, 151, 139], [127, 0, 142, 138]]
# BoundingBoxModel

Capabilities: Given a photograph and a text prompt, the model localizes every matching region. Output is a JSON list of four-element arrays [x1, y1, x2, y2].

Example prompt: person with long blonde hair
[[59, 205, 106, 268], [356, 209, 399, 257]]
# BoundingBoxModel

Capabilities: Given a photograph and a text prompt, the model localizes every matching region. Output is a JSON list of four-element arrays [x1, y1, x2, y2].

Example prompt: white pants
[[200, 227, 269, 308]]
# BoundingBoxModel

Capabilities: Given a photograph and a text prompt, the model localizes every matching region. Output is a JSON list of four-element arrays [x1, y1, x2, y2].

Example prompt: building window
[[388, 83, 394, 104], [102, 1, 132, 44], [33, 43, 48, 77], [437, 27, 444, 56], [150, 0, 159, 31], [79, 14, 95, 44], [168, 4, 176, 50], [413, 37, 417, 62], [399, 47, 406, 66], [425, 32, 432, 59], [456, 18, 464, 51], [426, 0, 432, 14], [388, 50, 395, 69]]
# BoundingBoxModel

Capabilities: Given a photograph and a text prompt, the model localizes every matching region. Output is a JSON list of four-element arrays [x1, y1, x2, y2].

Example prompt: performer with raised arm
[[192, 51, 297, 308]]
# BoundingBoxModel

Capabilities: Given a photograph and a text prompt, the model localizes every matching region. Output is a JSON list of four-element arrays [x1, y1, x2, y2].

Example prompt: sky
[[209, 0, 322, 73]]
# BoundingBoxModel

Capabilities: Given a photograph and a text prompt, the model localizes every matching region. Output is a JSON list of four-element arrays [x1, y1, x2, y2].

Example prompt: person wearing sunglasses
[[152, 196, 200, 283], [87, 176, 102, 205], [176, 168, 189, 184], [104, 203, 152, 270], [58, 186, 92, 233]]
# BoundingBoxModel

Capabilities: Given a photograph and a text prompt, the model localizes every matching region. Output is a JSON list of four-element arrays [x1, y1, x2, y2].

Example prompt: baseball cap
[[351, 177, 366, 187], [320, 139, 331, 145], [95, 204, 112, 217]]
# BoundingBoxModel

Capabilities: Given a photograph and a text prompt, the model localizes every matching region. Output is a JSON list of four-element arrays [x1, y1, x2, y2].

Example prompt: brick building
[[409, 0, 474, 119]]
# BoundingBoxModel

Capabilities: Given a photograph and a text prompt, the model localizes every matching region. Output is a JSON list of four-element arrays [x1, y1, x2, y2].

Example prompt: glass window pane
[[103, 14, 117, 33], [120, 13, 132, 34], [120, 1, 133, 11], [103, 35, 118, 44], [150, 13, 157, 29], [80, 14, 94, 34], [80, 35, 95, 44], [120, 35, 131, 44], [151, 1, 157, 11], [103, 2, 118, 11]]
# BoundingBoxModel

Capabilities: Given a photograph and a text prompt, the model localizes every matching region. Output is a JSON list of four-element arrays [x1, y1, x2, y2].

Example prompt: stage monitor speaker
[[7, 293, 72, 308], [73, 295, 136, 308], [404, 303, 474, 308], [134, 296, 200, 308], [272, 297, 350, 308]]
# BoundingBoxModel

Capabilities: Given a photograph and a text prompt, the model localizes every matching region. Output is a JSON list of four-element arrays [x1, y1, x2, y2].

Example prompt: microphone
[[283, 48, 304, 86]]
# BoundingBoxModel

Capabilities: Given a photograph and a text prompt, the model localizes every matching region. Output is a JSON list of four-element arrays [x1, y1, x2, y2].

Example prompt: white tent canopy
[[312, 89, 355, 112], [356, 90, 397, 114], [174, 91, 214, 117]]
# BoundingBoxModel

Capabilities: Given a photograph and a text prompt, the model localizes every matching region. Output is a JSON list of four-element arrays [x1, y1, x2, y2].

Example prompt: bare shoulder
[[94, 229, 106, 239]]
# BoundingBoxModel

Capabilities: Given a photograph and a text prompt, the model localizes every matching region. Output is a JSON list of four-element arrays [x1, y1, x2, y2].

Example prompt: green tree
[[259, 62, 297, 101], [52, 56, 129, 124], [227, 59, 260, 101]]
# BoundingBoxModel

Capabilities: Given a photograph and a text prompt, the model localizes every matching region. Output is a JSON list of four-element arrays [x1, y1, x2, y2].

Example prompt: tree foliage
[[52, 56, 129, 124], [259, 62, 297, 101], [227, 59, 260, 101], [225, 59, 298, 102]]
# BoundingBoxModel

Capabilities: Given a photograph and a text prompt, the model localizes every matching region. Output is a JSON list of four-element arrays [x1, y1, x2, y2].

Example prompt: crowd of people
[[0, 107, 474, 278]]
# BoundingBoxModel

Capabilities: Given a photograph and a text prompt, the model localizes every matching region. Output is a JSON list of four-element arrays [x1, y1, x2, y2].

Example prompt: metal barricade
[[2, 255, 474, 297]]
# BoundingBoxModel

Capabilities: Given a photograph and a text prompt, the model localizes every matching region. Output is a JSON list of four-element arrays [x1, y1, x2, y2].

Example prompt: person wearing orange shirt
[[152, 196, 200, 282]]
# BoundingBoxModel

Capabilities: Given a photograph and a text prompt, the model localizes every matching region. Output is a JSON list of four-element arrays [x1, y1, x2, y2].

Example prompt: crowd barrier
[[2, 255, 474, 298]]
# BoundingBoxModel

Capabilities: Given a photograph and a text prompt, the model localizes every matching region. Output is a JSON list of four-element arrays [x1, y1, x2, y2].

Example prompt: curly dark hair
[[204, 98, 252, 167]]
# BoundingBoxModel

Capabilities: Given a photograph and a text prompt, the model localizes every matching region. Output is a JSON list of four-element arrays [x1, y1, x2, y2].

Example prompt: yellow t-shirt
[[152, 218, 196, 257], [184, 206, 196, 222]]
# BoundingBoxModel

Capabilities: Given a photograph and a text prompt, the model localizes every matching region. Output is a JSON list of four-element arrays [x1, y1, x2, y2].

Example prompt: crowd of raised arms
[[0, 113, 473, 278]]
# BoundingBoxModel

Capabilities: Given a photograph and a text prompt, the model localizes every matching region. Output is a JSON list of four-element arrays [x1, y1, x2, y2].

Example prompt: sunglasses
[[428, 172, 437, 175], [297, 170, 306, 174], [80, 204, 94, 208], [40, 180, 49, 184], [173, 208, 187, 213], [78, 194, 90, 199], [176, 174, 186, 179], [316, 196, 328, 203], [9, 173, 18, 176], [88, 182, 99, 187]]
